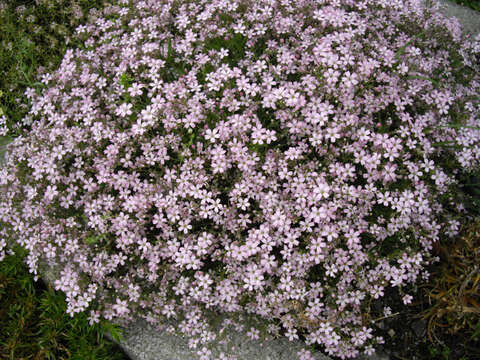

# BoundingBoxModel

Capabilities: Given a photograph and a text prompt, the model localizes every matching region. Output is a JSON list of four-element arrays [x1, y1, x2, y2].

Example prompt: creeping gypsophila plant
[[1, 0, 480, 358]]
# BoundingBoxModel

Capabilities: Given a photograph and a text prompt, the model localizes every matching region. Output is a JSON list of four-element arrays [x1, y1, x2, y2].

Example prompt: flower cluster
[[1, 0, 480, 359]]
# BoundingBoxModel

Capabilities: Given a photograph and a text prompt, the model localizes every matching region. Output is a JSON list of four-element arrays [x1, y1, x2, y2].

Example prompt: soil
[[367, 271, 480, 360]]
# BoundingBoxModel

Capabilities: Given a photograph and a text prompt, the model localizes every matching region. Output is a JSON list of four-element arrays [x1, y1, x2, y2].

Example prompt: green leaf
[[119, 72, 133, 89], [85, 233, 106, 245], [470, 323, 480, 340], [438, 124, 480, 130], [394, 29, 426, 61], [432, 141, 462, 149], [186, 131, 195, 147], [16, 81, 46, 88], [100, 321, 125, 343], [406, 75, 440, 87], [167, 38, 173, 61]]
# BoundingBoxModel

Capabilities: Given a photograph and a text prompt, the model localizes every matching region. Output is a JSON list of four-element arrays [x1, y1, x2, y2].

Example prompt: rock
[[411, 320, 427, 337], [102, 315, 335, 360], [433, 0, 480, 38], [0, 136, 12, 166]]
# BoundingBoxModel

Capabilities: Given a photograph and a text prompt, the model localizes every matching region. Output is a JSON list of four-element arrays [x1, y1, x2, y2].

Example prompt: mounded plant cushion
[[1, 0, 480, 359]]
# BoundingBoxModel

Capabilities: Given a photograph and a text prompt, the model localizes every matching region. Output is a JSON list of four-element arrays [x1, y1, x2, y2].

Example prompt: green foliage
[[0, 245, 129, 360], [85, 233, 108, 245], [428, 343, 452, 360], [449, 0, 480, 12], [119, 72, 134, 90]]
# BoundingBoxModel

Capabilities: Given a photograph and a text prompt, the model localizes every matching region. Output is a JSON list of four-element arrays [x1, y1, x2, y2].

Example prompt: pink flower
[[44, 185, 58, 202], [246, 327, 260, 341], [402, 294, 413, 305], [115, 103, 133, 118], [197, 346, 211, 360]]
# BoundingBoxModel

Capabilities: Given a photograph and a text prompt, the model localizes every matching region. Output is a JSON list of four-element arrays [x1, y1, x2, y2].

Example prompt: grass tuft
[[0, 245, 129, 360]]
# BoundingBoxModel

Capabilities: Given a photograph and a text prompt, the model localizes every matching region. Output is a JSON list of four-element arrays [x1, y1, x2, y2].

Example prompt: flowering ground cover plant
[[1, 0, 480, 359]]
